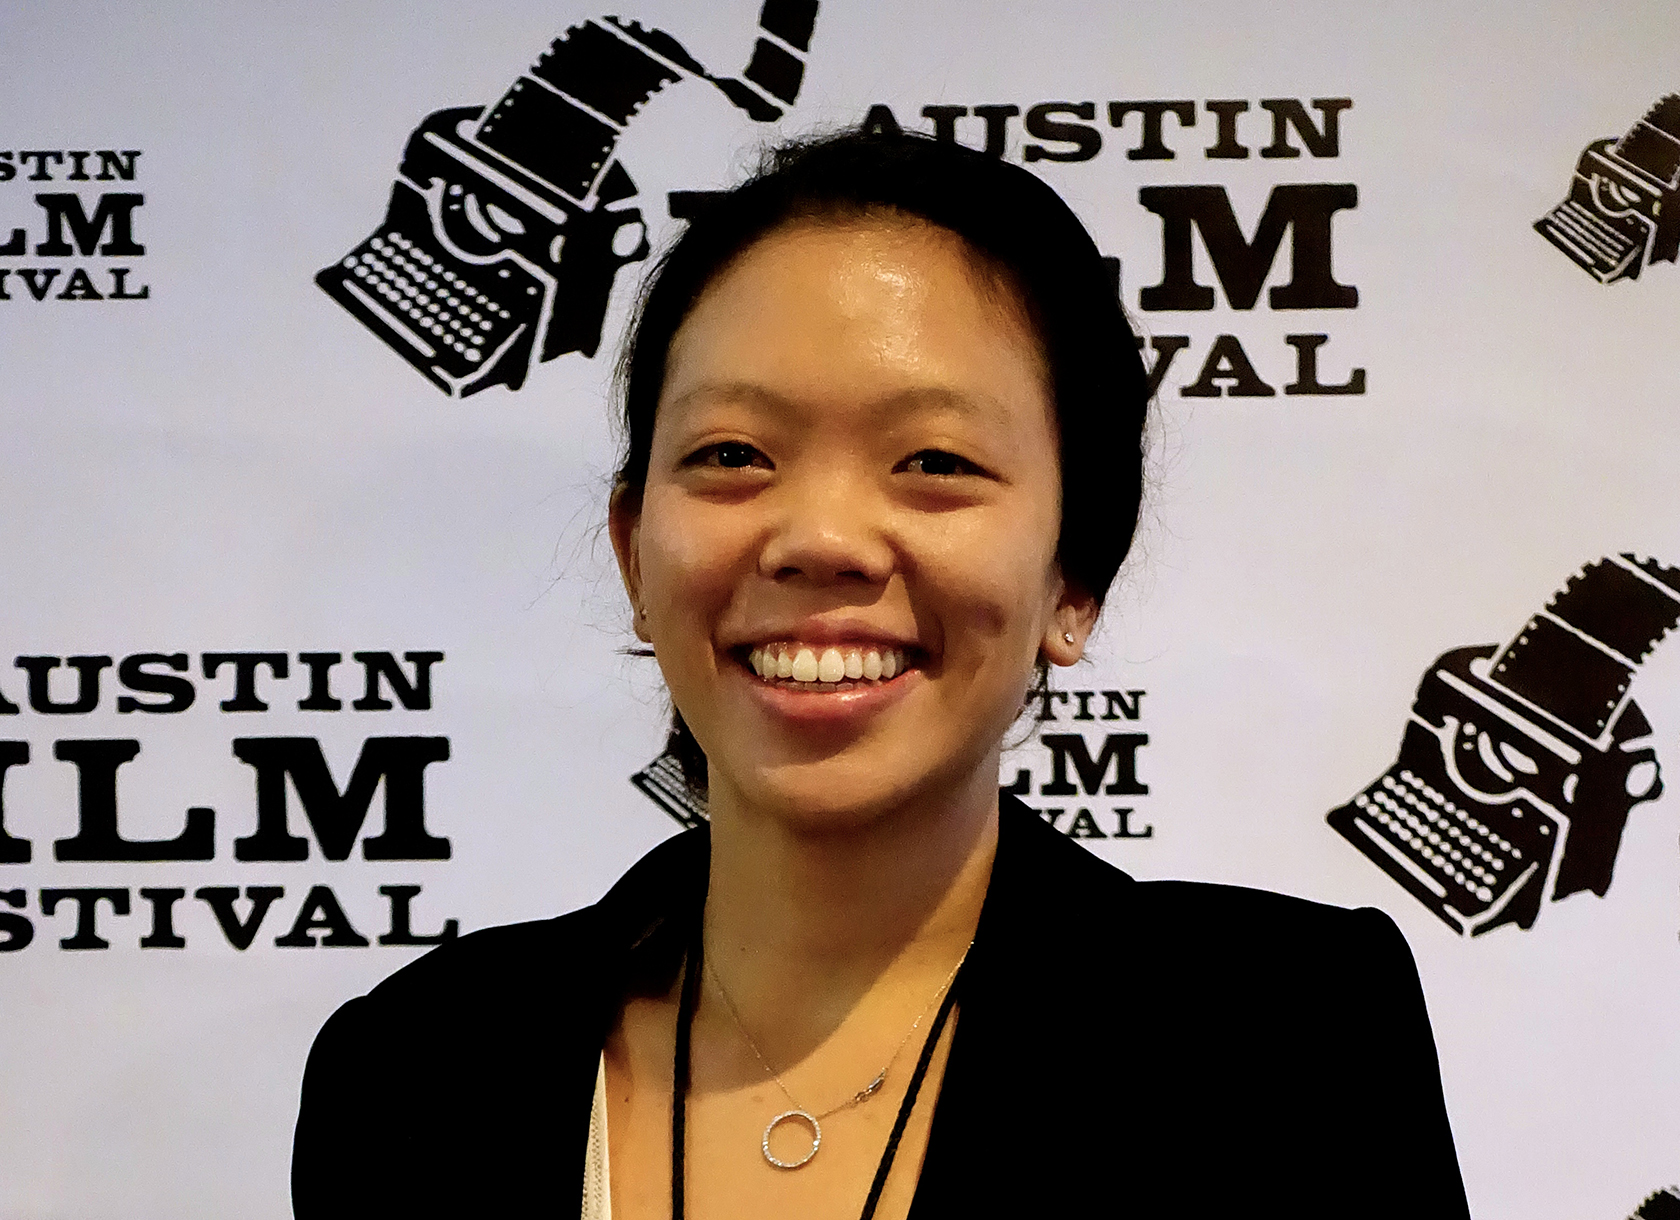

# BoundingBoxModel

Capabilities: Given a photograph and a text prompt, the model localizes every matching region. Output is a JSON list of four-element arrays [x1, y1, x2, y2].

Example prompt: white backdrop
[[2, 3, 1678, 1217]]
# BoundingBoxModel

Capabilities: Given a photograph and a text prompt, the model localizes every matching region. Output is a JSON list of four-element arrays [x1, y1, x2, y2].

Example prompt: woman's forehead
[[725, 212, 1033, 322], [661, 217, 1049, 403]]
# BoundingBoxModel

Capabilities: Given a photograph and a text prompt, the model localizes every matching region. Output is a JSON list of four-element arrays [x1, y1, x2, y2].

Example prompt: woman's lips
[[746, 642, 909, 687], [733, 640, 920, 727]]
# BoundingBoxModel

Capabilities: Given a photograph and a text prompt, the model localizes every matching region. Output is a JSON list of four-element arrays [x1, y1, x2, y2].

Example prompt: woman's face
[[612, 217, 1092, 828]]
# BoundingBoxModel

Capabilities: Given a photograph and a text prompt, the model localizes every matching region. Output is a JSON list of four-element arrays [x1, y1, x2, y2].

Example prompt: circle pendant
[[762, 1109, 822, 1169]]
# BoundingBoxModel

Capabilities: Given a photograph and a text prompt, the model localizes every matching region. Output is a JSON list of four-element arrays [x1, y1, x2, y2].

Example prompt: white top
[[581, 1053, 612, 1220]]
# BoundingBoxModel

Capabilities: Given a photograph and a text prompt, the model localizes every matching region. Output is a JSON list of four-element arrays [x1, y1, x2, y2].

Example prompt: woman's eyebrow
[[665, 381, 1014, 425], [661, 380, 789, 417], [869, 386, 1013, 426], [661, 384, 1014, 443]]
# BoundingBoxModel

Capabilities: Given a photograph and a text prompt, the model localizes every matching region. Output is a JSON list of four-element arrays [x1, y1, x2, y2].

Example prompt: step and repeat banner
[[2, 2, 1678, 1216]]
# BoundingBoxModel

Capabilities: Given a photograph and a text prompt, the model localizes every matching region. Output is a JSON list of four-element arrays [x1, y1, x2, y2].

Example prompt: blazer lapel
[[553, 825, 710, 1206], [908, 794, 1138, 1214]]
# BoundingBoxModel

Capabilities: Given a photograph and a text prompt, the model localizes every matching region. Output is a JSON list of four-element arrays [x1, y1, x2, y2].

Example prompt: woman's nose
[[757, 471, 895, 587]]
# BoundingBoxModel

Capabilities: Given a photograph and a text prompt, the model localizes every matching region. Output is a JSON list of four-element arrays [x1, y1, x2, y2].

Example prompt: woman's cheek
[[640, 499, 748, 616], [917, 520, 1057, 648]]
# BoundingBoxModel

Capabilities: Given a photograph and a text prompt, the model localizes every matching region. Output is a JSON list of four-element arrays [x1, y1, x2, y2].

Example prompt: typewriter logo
[[1329, 555, 1680, 937], [631, 749, 707, 829], [317, 2, 820, 398], [1535, 94, 1680, 283]]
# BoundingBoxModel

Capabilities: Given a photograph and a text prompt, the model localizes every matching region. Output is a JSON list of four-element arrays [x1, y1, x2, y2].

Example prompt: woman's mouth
[[745, 643, 911, 690]]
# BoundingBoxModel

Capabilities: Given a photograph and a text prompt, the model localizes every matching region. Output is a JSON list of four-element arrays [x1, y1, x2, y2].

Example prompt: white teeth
[[748, 644, 909, 684], [818, 648, 845, 683]]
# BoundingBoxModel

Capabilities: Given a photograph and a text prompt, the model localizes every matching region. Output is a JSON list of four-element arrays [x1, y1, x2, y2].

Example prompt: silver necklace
[[704, 941, 972, 1170]]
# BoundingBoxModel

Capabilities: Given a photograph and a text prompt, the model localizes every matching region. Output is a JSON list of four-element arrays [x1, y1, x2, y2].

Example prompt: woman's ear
[[1040, 577, 1099, 667], [608, 485, 651, 643]]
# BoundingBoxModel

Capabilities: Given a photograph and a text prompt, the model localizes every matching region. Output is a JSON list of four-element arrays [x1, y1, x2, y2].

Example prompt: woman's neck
[[697, 760, 999, 1064]]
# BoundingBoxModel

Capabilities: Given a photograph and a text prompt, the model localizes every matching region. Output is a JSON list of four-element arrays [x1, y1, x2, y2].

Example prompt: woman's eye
[[902, 450, 980, 477], [714, 442, 757, 468], [689, 441, 768, 469]]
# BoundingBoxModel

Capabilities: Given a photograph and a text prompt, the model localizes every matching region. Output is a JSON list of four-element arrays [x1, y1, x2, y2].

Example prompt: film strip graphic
[[318, 2, 820, 397], [1536, 94, 1680, 283], [1329, 555, 1680, 936], [1632, 1188, 1680, 1220]]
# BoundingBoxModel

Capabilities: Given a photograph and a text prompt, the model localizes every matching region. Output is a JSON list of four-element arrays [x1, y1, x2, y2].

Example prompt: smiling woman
[[618, 217, 1077, 839], [290, 130, 1472, 1220]]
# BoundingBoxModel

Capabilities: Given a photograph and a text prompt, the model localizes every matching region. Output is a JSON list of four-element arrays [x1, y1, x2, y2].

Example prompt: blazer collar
[[588, 790, 1111, 988]]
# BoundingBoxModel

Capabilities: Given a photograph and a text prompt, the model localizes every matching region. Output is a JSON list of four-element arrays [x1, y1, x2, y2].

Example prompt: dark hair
[[614, 125, 1149, 793]]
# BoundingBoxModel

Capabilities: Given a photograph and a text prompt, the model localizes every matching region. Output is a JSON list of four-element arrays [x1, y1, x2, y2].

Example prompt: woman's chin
[[711, 751, 985, 837]]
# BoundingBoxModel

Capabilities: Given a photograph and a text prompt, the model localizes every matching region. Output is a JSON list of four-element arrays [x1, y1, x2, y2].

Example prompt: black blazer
[[293, 796, 1470, 1216]]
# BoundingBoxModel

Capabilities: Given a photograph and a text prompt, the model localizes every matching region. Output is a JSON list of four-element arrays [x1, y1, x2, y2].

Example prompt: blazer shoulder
[[354, 824, 708, 1013], [360, 908, 595, 1008], [1131, 875, 1372, 927], [999, 796, 1407, 973], [1117, 878, 1424, 1020]]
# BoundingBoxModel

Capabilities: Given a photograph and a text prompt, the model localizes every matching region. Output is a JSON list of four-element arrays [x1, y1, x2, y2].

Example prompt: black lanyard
[[670, 919, 964, 1220]]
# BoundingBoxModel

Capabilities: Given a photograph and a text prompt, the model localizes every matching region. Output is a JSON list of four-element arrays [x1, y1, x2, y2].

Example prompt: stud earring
[[1063, 632, 1075, 644], [639, 606, 648, 618]]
